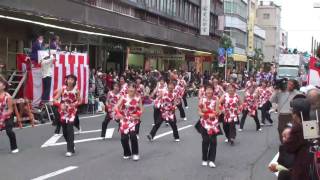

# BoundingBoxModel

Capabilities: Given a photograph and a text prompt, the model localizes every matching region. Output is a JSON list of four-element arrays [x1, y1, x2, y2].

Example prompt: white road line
[[17, 114, 105, 130], [105, 128, 115, 139], [41, 134, 63, 148], [31, 166, 78, 180], [78, 129, 102, 134], [80, 114, 105, 119], [42, 128, 115, 147], [53, 137, 103, 146], [153, 124, 193, 140], [269, 152, 279, 176]]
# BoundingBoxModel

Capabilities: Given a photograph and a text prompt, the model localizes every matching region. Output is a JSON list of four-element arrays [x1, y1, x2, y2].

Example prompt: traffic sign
[[227, 48, 233, 56], [218, 48, 225, 56]]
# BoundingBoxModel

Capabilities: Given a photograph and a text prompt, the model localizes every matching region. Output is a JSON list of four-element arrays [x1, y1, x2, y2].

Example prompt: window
[[263, 13, 270, 19]]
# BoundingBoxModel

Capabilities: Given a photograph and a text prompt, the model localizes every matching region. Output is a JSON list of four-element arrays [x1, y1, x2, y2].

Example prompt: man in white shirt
[[39, 50, 55, 101]]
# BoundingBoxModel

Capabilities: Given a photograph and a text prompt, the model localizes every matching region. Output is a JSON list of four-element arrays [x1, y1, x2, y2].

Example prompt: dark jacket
[[30, 41, 44, 63], [284, 123, 313, 180]]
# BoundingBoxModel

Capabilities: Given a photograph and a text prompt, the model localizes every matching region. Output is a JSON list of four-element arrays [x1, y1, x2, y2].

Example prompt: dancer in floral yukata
[[212, 78, 225, 97], [53, 74, 80, 157], [198, 85, 220, 168], [0, 76, 19, 154], [101, 83, 120, 139], [174, 74, 187, 121], [147, 81, 180, 142], [239, 85, 262, 132], [219, 83, 242, 145], [150, 78, 167, 126], [119, 76, 128, 96], [256, 80, 274, 126], [115, 83, 143, 161]]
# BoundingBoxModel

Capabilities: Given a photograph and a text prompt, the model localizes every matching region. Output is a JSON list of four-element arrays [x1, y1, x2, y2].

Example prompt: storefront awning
[[233, 54, 247, 62]]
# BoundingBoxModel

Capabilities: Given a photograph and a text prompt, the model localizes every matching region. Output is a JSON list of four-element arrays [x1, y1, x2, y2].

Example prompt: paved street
[[0, 97, 280, 180]]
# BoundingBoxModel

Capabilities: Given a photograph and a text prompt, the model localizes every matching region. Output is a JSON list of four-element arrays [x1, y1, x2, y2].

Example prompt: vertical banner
[[200, 0, 211, 36], [247, 0, 255, 55]]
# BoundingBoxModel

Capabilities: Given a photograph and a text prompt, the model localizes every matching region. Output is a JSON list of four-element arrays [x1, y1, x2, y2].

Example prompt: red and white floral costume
[[0, 92, 11, 129], [153, 83, 167, 109], [120, 83, 128, 96], [58, 86, 79, 123], [242, 91, 258, 116], [222, 93, 241, 123], [160, 91, 177, 121], [257, 87, 272, 107], [136, 84, 145, 97], [106, 90, 120, 120], [199, 96, 220, 135], [117, 95, 142, 134], [198, 87, 205, 99]]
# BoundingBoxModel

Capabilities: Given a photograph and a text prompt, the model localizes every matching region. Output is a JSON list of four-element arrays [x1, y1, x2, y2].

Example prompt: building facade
[[224, 0, 265, 72], [256, 1, 281, 63], [0, 0, 224, 72]]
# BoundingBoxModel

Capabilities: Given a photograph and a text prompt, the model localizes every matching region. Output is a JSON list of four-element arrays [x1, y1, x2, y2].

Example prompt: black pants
[[177, 103, 186, 118], [135, 122, 141, 135], [55, 114, 80, 134], [150, 117, 179, 139], [182, 93, 188, 107], [223, 121, 236, 140], [153, 107, 161, 125], [260, 102, 273, 124], [240, 110, 261, 130], [41, 76, 52, 101], [2, 118, 18, 150], [101, 114, 111, 138], [62, 122, 75, 153], [121, 131, 139, 156], [201, 130, 217, 162]]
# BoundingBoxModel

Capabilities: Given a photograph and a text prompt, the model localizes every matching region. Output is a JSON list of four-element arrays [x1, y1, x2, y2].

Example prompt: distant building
[[256, 1, 282, 63]]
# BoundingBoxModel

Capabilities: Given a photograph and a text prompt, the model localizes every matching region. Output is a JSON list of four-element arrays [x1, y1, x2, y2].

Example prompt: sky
[[271, 0, 320, 52]]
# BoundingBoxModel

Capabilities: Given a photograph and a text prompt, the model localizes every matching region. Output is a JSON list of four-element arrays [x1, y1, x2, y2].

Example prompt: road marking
[[31, 166, 78, 180], [16, 114, 106, 130], [269, 152, 279, 176], [153, 124, 193, 140], [105, 128, 115, 138], [41, 134, 63, 148], [53, 137, 104, 146], [41, 128, 115, 148]]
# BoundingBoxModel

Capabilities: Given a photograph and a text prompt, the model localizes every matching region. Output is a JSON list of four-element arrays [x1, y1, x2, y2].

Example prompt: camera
[[274, 78, 288, 91]]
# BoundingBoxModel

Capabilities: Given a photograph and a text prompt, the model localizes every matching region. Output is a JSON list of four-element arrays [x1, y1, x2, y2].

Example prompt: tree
[[220, 35, 233, 49], [253, 48, 264, 70]]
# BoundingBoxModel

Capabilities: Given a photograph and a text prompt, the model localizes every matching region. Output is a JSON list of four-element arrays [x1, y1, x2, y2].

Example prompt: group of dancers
[[0, 71, 276, 168]]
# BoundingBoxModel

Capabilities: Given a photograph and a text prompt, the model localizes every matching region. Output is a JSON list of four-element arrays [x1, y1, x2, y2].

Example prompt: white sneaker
[[183, 117, 187, 121], [208, 161, 216, 168], [175, 139, 180, 142], [257, 128, 262, 132], [65, 152, 73, 157], [202, 161, 208, 166], [11, 149, 19, 154], [186, 106, 189, 109], [123, 156, 130, 160], [136, 135, 140, 140], [152, 123, 155, 126], [238, 129, 243, 132], [224, 139, 229, 143], [132, 155, 140, 161]]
